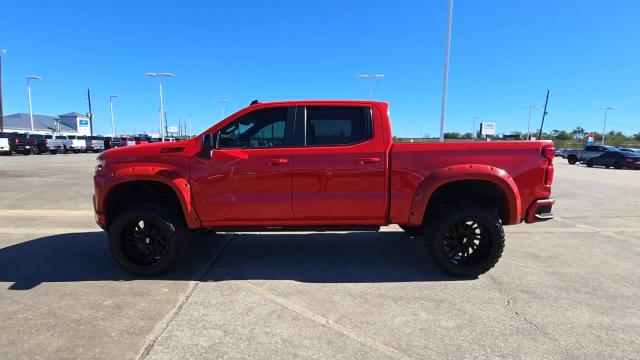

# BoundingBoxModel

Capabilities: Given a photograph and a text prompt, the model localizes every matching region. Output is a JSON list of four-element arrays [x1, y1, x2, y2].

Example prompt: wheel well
[[105, 181, 183, 229], [423, 180, 509, 224]]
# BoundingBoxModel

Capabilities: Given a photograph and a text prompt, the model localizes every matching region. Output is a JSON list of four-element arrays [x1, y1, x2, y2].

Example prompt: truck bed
[[390, 141, 553, 225]]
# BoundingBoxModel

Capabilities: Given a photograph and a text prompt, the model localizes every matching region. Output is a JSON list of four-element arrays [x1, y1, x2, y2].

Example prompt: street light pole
[[356, 74, 384, 99], [0, 49, 5, 133], [26, 75, 42, 132], [472, 116, 480, 139], [213, 99, 231, 119], [188, 112, 193, 137], [146, 72, 174, 142], [109, 95, 119, 136], [599, 106, 615, 145], [526, 105, 539, 140], [439, 0, 454, 142]]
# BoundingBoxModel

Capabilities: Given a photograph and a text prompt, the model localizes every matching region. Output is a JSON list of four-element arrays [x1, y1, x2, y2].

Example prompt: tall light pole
[[599, 106, 615, 145], [26, 75, 42, 132], [356, 74, 384, 99], [188, 112, 193, 137], [0, 49, 6, 133], [213, 99, 231, 119], [439, 0, 454, 142], [526, 105, 539, 140], [109, 95, 119, 136], [471, 116, 480, 139], [145, 72, 174, 141]]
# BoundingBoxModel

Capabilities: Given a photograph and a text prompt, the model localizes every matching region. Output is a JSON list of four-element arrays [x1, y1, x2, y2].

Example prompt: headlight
[[96, 158, 106, 172]]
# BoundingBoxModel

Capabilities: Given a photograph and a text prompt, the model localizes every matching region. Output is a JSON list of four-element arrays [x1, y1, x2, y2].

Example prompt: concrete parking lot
[[0, 154, 639, 359]]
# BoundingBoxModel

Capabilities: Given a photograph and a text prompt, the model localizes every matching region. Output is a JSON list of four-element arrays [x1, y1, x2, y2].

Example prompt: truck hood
[[99, 141, 191, 161]]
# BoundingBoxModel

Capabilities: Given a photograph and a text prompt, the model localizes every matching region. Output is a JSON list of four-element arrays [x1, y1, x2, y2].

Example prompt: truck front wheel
[[426, 204, 504, 277], [108, 204, 187, 276], [567, 155, 578, 164]]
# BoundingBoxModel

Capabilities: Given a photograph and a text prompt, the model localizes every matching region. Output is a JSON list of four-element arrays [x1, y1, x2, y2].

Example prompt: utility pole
[[87, 89, 94, 136], [0, 49, 6, 133], [438, 0, 454, 142], [537, 90, 550, 140], [599, 106, 615, 145], [526, 105, 539, 140], [188, 113, 193, 137]]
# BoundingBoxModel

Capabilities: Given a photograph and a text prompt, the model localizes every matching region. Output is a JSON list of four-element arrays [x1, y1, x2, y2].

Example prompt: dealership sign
[[480, 122, 496, 136]]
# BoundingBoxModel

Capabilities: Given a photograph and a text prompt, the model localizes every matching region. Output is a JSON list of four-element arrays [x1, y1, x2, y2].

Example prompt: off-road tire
[[108, 204, 188, 276], [425, 203, 505, 277]]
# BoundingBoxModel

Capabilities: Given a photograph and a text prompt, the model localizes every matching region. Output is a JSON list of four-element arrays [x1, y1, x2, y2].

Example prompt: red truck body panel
[[93, 100, 554, 230]]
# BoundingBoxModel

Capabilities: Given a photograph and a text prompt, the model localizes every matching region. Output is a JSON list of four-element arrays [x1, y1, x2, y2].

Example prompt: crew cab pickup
[[94, 100, 555, 278], [562, 145, 616, 164], [5, 133, 34, 155], [67, 136, 87, 153]]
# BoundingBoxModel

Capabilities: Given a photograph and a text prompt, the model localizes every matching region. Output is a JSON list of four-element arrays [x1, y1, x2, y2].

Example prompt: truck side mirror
[[200, 133, 215, 159]]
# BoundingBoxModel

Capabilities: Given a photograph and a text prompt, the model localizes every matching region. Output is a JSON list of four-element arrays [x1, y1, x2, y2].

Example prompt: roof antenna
[[250, 99, 260, 106]]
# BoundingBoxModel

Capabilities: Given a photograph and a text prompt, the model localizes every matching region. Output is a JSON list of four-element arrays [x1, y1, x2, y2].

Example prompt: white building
[[1, 112, 92, 136]]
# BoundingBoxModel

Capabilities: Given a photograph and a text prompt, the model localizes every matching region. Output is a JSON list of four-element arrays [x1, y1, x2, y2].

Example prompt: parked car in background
[[121, 136, 136, 146], [25, 134, 60, 155], [85, 136, 106, 153], [50, 135, 71, 153], [43, 135, 64, 154], [585, 151, 640, 169], [0, 134, 11, 155], [562, 145, 617, 164], [4, 133, 34, 155], [67, 135, 88, 153]]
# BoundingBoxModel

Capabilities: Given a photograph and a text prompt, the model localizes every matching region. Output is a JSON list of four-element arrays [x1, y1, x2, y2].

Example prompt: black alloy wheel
[[122, 218, 170, 267], [426, 204, 504, 277], [108, 204, 187, 276]]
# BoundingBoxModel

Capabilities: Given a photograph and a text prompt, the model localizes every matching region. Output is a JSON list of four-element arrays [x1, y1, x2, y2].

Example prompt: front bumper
[[525, 198, 555, 223]]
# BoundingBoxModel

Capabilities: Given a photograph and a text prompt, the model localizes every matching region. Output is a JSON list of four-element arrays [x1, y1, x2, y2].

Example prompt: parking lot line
[[0, 209, 94, 217]]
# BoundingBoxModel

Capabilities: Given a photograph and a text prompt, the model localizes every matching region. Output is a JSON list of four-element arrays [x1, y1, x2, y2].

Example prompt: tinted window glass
[[217, 107, 287, 148], [305, 106, 371, 146], [585, 146, 597, 151]]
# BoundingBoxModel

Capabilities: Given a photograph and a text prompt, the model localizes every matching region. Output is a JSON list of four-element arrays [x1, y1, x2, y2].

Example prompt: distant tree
[[571, 127, 585, 140], [462, 132, 474, 139], [444, 132, 461, 139], [555, 130, 572, 140]]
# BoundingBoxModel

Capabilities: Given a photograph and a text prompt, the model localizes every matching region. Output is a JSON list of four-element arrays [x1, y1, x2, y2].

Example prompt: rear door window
[[303, 106, 372, 146]]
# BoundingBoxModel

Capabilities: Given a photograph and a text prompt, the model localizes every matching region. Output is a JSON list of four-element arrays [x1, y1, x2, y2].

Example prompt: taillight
[[542, 147, 555, 162], [542, 146, 554, 186], [14, 138, 18, 145]]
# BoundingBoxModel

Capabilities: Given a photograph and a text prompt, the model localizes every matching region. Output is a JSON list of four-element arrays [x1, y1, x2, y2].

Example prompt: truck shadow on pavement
[[0, 231, 461, 290]]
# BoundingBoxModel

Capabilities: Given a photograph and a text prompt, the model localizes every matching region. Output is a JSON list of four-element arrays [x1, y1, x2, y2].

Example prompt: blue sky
[[1, 0, 639, 136]]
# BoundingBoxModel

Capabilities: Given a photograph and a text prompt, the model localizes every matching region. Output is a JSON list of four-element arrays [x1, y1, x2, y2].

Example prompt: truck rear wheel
[[567, 155, 578, 164], [426, 204, 504, 277], [108, 204, 187, 276]]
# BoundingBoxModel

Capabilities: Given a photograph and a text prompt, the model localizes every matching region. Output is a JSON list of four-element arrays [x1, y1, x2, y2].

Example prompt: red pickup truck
[[94, 100, 555, 278]]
